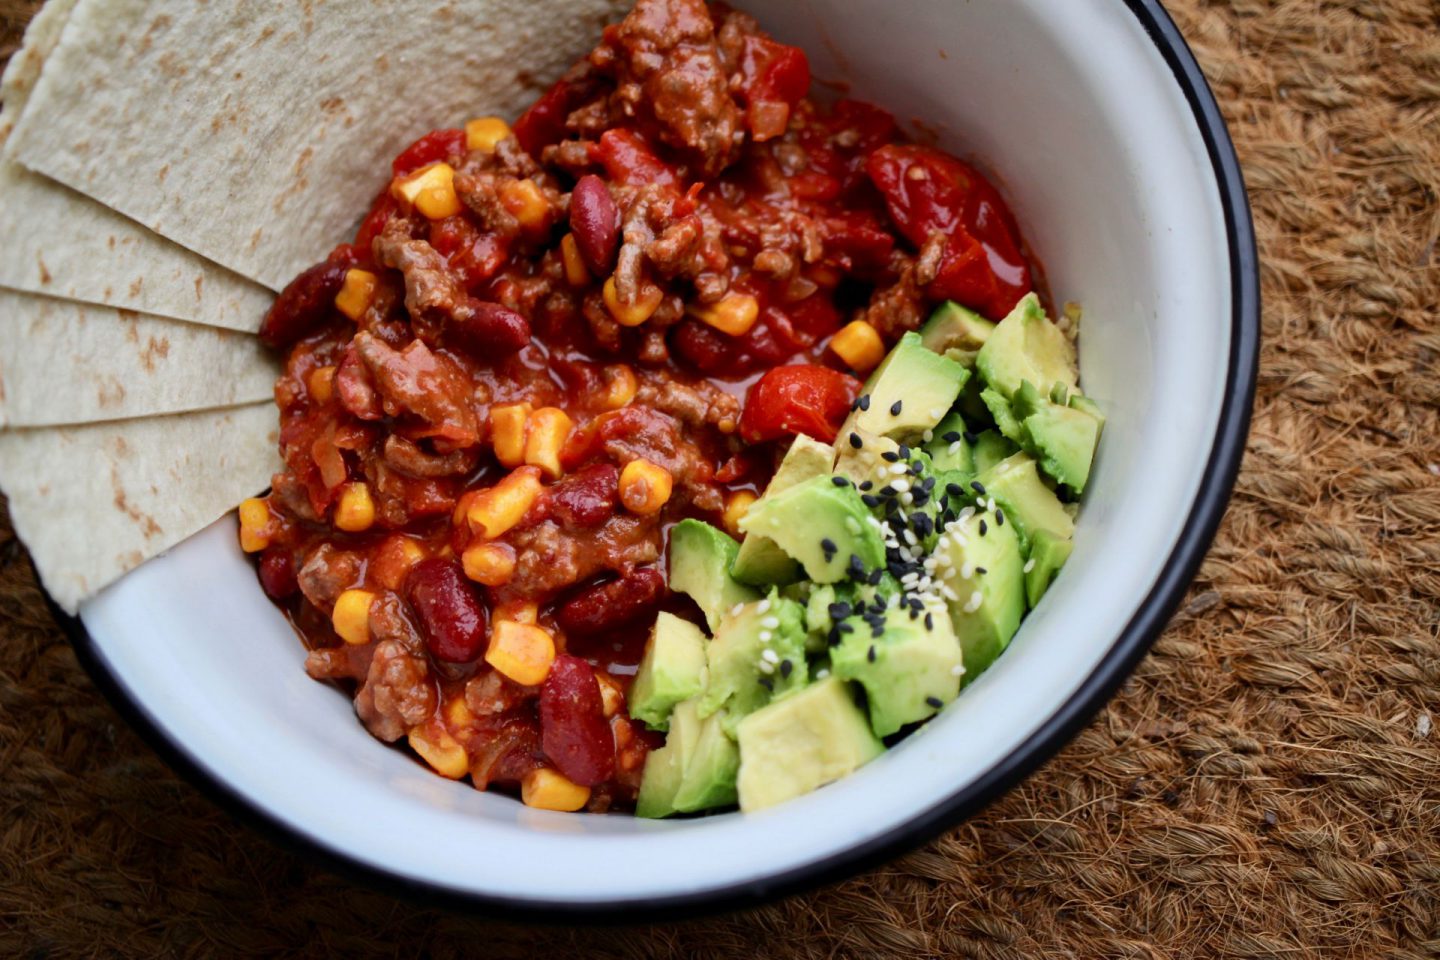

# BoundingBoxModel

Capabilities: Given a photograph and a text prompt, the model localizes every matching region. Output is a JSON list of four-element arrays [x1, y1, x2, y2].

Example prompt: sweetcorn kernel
[[501, 178, 549, 230], [465, 116, 512, 152], [688, 293, 760, 337], [829, 319, 885, 373], [467, 466, 543, 539], [492, 599, 539, 625], [238, 497, 272, 553], [462, 542, 517, 587], [600, 364, 638, 410], [334, 268, 378, 321], [307, 365, 337, 403], [523, 407, 573, 480], [521, 767, 590, 812], [331, 589, 376, 645], [334, 482, 375, 532], [371, 536, 427, 591], [602, 276, 663, 327], [560, 234, 589, 288], [408, 725, 469, 779], [392, 162, 463, 220], [596, 672, 624, 718], [490, 402, 531, 469], [721, 490, 758, 539], [619, 458, 674, 516], [485, 620, 556, 686], [444, 694, 475, 729]]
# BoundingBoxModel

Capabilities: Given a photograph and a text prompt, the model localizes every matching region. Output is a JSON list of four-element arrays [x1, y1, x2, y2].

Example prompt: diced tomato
[[354, 191, 400, 254], [786, 294, 843, 342], [735, 37, 811, 140], [428, 217, 511, 289], [596, 129, 678, 188], [513, 78, 576, 157], [865, 143, 1032, 318], [739, 364, 862, 444], [392, 128, 466, 178]]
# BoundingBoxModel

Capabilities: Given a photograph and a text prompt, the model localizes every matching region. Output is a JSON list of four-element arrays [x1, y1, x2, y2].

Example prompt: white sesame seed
[[758, 630, 773, 643], [756, 599, 771, 614], [868, 516, 884, 530], [950, 664, 965, 677], [995, 461, 1011, 474], [930, 407, 944, 420], [948, 441, 962, 455], [901, 492, 914, 505], [892, 478, 911, 493], [887, 594, 900, 609], [760, 616, 780, 630], [941, 584, 959, 602], [816, 668, 830, 679], [845, 516, 861, 535], [964, 590, 983, 613], [960, 561, 975, 579], [1023, 559, 1036, 573], [762, 648, 780, 664], [758, 659, 776, 674], [730, 603, 744, 617], [903, 528, 918, 546], [988, 497, 997, 511], [958, 506, 975, 521], [890, 462, 909, 476], [922, 429, 934, 443]]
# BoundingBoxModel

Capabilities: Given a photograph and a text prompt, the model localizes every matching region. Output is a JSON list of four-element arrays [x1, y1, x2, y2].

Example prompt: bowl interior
[[79, 0, 1232, 907]]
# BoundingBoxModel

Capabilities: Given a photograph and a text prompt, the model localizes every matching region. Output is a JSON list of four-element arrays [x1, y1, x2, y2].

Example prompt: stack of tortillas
[[0, 0, 626, 613]]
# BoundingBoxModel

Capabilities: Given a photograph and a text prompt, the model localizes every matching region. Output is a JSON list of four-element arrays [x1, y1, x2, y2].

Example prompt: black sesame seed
[[821, 538, 837, 561], [914, 514, 933, 537], [858, 394, 871, 411], [881, 450, 899, 463], [861, 494, 880, 508], [838, 621, 855, 634], [962, 431, 978, 444], [970, 480, 987, 495], [780, 659, 793, 679], [946, 483, 964, 498], [926, 696, 944, 709], [996, 508, 1005, 526], [832, 475, 851, 487], [909, 606, 920, 620], [976, 566, 988, 575], [979, 518, 988, 537], [898, 444, 911, 458], [887, 561, 908, 579], [849, 554, 865, 575], [759, 677, 774, 691], [924, 612, 934, 630], [890, 400, 903, 416], [912, 491, 930, 508], [922, 475, 937, 491], [849, 432, 863, 449], [868, 569, 884, 586], [828, 601, 851, 620], [879, 484, 896, 497], [867, 645, 877, 662], [859, 480, 874, 491], [942, 431, 961, 444], [827, 626, 842, 645], [871, 624, 885, 638]]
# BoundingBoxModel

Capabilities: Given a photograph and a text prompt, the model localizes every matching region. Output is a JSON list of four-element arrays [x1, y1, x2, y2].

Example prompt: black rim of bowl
[[45, 0, 1259, 924]]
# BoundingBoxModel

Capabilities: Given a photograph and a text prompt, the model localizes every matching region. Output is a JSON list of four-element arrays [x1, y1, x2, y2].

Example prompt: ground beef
[[352, 332, 480, 446], [504, 514, 660, 598], [353, 639, 436, 742], [374, 226, 468, 323], [297, 543, 362, 612]]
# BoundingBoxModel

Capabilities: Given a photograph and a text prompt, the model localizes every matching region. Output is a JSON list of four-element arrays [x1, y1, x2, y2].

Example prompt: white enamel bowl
[[56, 0, 1258, 917]]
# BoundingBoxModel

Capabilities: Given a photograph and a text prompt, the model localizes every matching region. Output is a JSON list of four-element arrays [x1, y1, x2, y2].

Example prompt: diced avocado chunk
[[833, 428, 900, 489], [846, 332, 969, 440], [831, 603, 963, 737], [971, 429, 1018, 475], [1068, 394, 1106, 433], [1024, 529, 1074, 608], [732, 435, 836, 586], [736, 676, 884, 811], [668, 520, 758, 632], [975, 293, 1078, 401], [936, 511, 1025, 678], [738, 475, 884, 583], [921, 301, 997, 356], [699, 592, 807, 731], [629, 612, 708, 731], [924, 412, 974, 474], [1023, 401, 1100, 493], [636, 699, 738, 817], [977, 453, 1074, 549], [981, 387, 1025, 445]]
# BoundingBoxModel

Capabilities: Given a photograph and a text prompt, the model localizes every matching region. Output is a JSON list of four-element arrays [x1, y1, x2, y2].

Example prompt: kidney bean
[[549, 463, 619, 528], [405, 558, 488, 663], [569, 175, 620, 275], [539, 656, 615, 786], [258, 248, 357, 349], [450, 300, 531, 357], [334, 347, 383, 420], [257, 548, 298, 600], [555, 567, 666, 639]]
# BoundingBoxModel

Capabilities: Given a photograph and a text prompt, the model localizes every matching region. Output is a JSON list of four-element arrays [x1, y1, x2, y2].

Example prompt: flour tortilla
[[0, 402, 281, 613], [0, 288, 278, 428], [8, 0, 628, 291], [0, 0, 273, 331]]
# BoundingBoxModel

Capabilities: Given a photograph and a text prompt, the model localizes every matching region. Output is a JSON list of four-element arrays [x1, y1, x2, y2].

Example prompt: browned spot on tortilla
[[259, 25, 275, 42], [117, 309, 140, 326], [120, 314, 140, 343], [122, 550, 144, 570], [111, 464, 163, 540], [375, 53, 389, 73], [156, 51, 187, 78], [103, 286, 113, 299], [194, 276, 204, 301], [249, 228, 263, 251], [96, 376, 126, 408], [157, 164, 169, 184], [293, 146, 314, 177], [320, 96, 345, 115], [107, 235, 116, 249], [938, 48, 949, 60], [36, 257, 50, 285], [113, 437, 130, 457], [139, 336, 170, 373], [436, 4, 455, 20], [73, 140, 90, 154], [128, 277, 144, 297]]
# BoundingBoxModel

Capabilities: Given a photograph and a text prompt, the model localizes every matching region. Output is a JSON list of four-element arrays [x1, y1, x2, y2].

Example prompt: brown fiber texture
[[2, 1, 1437, 956]]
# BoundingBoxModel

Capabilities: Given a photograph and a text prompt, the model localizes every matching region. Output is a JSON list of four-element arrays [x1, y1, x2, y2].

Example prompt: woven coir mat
[[2, 1, 1437, 956]]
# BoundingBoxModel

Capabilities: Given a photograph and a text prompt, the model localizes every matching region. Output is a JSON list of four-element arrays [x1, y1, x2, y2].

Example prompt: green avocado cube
[[1023, 402, 1100, 493], [628, 612, 707, 731], [731, 434, 835, 586], [975, 293, 1078, 401], [921, 301, 997, 357], [924, 411, 974, 475], [936, 511, 1026, 679], [736, 677, 884, 812], [1024, 529, 1074, 608], [831, 603, 963, 737], [970, 429, 1018, 475], [846, 332, 969, 440], [636, 699, 739, 818], [668, 519, 758, 632], [699, 592, 808, 732], [977, 453, 1074, 551], [738, 475, 884, 583]]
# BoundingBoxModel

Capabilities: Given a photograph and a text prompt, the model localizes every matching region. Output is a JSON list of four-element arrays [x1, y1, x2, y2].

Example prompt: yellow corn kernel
[[722, 490, 758, 539], [334, 482, 375, 532], [490, 401, 531, 469], [408, 725, 469, 780], [602, 276, 663, 327], [238, 497, 272, 553], [619, 458, 674, 516], [331, 589, 376, 645], [600, 364, 638, 410], [501, 178, 549, 230], [462, 542, 517, 587], [560, 233, 589, 288], [485, 620, 556, 686], [493, 599, 539, 625], [523, 406, 574, 480], [334, 268, 378, 321], [372, 536, 427, 591], [596, 672, 624, 719], [521, 767, 590, 812], [444, 694, 475, 729], [829, 319, 885, 374], [391, 162, 463, 220], [307, 365, 337, 403], [465, 116, 512, 152], [468, 466, 543, 539], [688, 293, 760, 337]]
